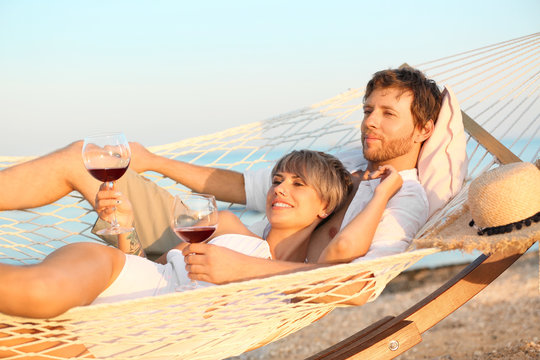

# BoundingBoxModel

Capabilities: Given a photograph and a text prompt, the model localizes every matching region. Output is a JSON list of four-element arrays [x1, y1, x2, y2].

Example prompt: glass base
[[175, 281, 199, 292], [95, 225, 134, 236]]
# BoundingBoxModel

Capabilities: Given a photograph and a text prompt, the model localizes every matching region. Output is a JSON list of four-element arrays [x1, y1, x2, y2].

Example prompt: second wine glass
[[172, 193, 218, 244], [172, 193, 218, 288], [82, 132, 133, 235]]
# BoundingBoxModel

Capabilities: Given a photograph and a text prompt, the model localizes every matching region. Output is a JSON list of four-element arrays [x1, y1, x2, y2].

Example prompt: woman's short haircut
[[271, 150, 352, 215]]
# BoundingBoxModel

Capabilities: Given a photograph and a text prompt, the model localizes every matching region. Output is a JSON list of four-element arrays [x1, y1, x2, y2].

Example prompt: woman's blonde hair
[[271, 150, 352, 215]]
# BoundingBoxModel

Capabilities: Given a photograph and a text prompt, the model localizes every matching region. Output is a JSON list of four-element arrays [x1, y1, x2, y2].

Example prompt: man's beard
[[362, 131, 414, 163]]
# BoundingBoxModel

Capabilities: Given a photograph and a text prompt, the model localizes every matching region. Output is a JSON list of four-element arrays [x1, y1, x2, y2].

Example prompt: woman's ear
[[318, 206, 330, 219], [415, 119, 434, 143]]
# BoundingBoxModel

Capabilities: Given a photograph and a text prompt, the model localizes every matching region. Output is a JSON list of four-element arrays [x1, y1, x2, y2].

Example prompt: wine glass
[[82, 133, 133, 235], [172, 193, 218, 288]]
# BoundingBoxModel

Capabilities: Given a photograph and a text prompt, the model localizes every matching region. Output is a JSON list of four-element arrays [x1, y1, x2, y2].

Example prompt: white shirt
[[243, 150, 429, 261]]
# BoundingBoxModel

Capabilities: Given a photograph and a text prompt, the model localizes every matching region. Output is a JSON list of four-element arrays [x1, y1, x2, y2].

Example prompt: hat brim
[[413, 204, 540, 255]]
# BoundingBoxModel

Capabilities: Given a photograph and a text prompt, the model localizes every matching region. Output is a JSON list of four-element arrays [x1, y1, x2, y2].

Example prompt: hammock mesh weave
[[0, 32, 538, 359]]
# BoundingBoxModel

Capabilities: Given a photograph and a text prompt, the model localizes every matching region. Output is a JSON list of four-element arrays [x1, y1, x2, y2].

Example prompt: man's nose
[[362, 111, 379, 129]]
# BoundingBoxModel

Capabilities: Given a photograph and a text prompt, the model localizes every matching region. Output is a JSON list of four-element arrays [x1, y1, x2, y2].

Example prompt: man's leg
[[0, 242, 125, 318], [0, 141, 101, 211]]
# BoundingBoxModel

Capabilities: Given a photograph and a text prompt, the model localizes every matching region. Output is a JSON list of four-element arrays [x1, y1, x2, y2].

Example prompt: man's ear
[[415, 119, 434, 143]]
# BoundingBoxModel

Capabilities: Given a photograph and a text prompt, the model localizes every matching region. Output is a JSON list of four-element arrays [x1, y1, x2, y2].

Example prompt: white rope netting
[[0, 248, 435, 359], [0, 33, 538, 359]]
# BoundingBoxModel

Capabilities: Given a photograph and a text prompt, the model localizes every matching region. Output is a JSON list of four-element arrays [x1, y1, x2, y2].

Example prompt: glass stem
[[108, 181, 119, 228]]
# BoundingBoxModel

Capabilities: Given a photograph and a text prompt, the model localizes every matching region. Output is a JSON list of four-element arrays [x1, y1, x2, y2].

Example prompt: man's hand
[[94, 182, 134, 228], [128, 142, 157, 173], [182, 243, 258, 284]]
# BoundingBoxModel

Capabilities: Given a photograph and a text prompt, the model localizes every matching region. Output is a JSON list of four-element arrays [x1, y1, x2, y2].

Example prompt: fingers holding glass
[[95, 186, 134, 228], [83, 133, 133, 235]]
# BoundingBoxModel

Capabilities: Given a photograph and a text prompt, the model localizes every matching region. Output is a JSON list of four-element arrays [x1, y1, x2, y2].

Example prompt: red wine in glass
[[82, 133, 132, 235], [174, 225, 217, 243], [87, 166, 129, 183]]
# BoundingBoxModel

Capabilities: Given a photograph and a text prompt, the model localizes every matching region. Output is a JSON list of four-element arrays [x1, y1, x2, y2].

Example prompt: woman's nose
[[274, 183, 288, 196]]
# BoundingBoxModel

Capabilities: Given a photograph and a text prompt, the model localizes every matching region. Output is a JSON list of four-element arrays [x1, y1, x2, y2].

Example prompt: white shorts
[[92, 234, 271, 305], [92, 253, 178, 304]]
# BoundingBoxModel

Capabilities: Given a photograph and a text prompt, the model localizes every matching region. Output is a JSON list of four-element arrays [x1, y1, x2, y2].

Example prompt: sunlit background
[[1, 0, 539, 156]]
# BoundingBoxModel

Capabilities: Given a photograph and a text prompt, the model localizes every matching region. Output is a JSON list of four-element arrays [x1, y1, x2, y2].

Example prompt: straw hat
[[414, 162, 540, 254]]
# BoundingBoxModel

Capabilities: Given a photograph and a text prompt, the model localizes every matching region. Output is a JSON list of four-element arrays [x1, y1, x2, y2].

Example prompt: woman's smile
[[271, 198, 293, 208]]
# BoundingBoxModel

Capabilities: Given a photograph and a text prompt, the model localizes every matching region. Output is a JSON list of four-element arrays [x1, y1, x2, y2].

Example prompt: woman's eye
[[294, 182, 305, 187]]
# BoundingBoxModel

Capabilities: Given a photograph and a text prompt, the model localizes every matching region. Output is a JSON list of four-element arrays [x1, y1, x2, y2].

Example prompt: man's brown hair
[[364, 67, 443, 128]]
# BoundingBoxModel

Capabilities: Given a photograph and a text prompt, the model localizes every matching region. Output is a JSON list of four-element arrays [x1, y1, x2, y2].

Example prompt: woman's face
[[266, 171, 327, 231]]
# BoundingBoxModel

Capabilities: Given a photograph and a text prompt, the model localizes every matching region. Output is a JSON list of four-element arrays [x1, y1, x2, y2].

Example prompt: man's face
[[361, 87, 418, 165]]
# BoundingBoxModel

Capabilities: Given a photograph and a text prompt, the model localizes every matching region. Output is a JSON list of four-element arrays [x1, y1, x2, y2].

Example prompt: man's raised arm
[[129, 142, 246, 204]]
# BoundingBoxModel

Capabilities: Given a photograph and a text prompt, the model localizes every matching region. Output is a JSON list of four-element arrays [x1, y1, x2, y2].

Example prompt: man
[[159, 67, 439, 286], [0, 67, 441, 294]]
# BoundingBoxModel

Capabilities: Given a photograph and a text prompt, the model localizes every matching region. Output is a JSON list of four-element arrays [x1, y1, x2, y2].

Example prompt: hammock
[[0, 32, 538, 360]]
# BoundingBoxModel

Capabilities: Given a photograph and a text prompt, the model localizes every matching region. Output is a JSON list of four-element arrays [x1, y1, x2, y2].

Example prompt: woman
[[0, 150, 402, 319]]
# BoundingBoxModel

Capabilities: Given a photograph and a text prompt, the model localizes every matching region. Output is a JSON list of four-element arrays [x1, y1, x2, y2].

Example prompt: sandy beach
[[234, 250, 539, 359]]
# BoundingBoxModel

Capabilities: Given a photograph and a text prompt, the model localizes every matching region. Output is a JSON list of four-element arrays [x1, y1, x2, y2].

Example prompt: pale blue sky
[[1, 0, 539, 156]]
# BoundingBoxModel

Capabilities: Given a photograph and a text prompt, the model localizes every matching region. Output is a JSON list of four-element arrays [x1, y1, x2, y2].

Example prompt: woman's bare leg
[[0, 242, 125, 318], [0, 141, 101, 211]]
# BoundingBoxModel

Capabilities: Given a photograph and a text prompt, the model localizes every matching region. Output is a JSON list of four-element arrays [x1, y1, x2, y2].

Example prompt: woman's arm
[[318, 165, 403, 264], [210, 210, 257, 239], [183, 243, 317, 284], [182, 244, 372, 306]]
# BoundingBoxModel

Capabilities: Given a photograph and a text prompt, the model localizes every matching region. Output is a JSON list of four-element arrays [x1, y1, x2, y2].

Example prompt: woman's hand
[[182, 243, 255, 285], [95, 183, 134, 228], [364, 165, 403, 200]]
